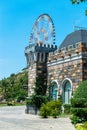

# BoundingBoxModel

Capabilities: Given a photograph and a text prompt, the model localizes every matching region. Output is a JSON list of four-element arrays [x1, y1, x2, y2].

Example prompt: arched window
[[49, 82, 58, 100], [62, 79, 72, 104]]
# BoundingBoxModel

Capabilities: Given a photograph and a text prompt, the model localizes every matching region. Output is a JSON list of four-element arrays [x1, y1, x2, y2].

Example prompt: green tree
[[71, 81, 87, 124], [0, 70, 28, 102], [74, 80, 87, 98], [71, 0, 87, 4], [71, 0, 87, 15], [0, 78, 12, 101]]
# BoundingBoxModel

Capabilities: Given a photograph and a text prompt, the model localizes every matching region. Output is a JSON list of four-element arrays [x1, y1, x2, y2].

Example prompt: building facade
[[25, 29, 87, 104], [48, 29, 87, 104], [48, 29, 87, 103]]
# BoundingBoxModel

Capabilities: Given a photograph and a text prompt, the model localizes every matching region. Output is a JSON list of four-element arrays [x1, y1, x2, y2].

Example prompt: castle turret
[[25, 43, 57, 96]]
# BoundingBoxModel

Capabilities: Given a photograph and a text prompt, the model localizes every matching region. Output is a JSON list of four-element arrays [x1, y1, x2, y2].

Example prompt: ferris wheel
[[29, 14, 56, 45]]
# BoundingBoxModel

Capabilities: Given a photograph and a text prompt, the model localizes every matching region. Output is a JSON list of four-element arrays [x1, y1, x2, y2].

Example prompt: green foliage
[[71, 108, 87, 122], [63, 104, 71, 114], [7, 101, 15, 106], [76, 122, 87, 130], [71, 115, 83, 124], [71, 0, 87, 15], [26, 75, 48, 109], [0, 70, 28, 102], [74, 81, 87, 99], [34, 76, 47, 95], [26, 95, 49, 109], [71, 0, 87, 4], [40, 100, 62, 118], [71, 81, 87, 124], [40, 103, 50, 118], [86, 10, 87, 15], [71, 98, 87, 108]]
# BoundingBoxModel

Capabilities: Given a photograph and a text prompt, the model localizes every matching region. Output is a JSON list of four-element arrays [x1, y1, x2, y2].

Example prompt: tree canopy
[[73, 80, 87, 99], [71, 0, 87, 15], [71, 0, 87, 4], [0, 70, 28, 102]]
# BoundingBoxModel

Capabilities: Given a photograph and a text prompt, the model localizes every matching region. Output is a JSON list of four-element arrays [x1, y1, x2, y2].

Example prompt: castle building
[[25, 15, 87, 104], [47, 29, 87, 103]]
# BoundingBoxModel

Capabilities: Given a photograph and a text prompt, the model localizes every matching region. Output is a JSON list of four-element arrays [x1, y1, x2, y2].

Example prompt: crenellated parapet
[[48, 42, 87, 63], [25, 43, 57, 66], [47, 41, 87, 94]]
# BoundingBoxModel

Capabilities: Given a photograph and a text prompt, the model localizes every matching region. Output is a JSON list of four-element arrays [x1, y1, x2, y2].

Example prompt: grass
[[0, 102, 26, 107], [0, 103, 7, 107], [59, 113, 71, 118]]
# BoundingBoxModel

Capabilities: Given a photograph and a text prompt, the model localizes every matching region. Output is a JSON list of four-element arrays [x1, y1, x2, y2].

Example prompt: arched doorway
[[49, 80, 58, 100], [62, 79, 72, 104]]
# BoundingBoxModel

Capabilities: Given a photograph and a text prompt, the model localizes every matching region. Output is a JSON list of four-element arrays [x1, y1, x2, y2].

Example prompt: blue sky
[[0, 0, 87, 80]]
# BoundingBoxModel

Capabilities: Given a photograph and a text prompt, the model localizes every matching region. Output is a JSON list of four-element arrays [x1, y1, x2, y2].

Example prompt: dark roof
[[59, 29, 87, 49]]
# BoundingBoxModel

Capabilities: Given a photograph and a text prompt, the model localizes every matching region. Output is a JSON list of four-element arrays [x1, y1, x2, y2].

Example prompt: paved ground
[[0, 106, 75, 130]]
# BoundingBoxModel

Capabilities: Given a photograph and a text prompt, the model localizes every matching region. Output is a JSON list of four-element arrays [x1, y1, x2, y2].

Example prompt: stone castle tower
[[25, 43, 57, 96]]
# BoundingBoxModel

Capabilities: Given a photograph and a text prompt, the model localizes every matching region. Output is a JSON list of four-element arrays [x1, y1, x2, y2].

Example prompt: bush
[[76, 124, 85, 130], [71, 98, 87, 108], [7, 101, 15, 106], [63, 104, 71, 114], [71, 108, 87, 121], [71, 81, 87, 124], [71, 106, 87, 124], [40, 100, 62, 118], [26, 95, 49, 109], [51, 108, 59, 118], [75, 122, 87, 130], [84, 122, 87, 129], [74, 81, 87, 99], [40, 103, 50, 118], [48, 100, 62, 117], [71, 115, 83, 124]]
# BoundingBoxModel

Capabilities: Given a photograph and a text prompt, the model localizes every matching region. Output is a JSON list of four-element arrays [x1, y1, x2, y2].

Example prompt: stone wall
[[28, 63, 37, 96], [27, 42, 87, 97], [47, 42, 87, 93]]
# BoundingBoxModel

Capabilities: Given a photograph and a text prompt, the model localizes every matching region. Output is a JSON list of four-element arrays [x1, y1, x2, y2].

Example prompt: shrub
[[26, 97, 33, 106], [7, 101, 15, 106], [26, 95, 49, 109], [63, 104, 71, 114], [71, 115, 82, 124], [76, 124, 85, 130], [40, 103, 50, 118], [40, 100, 62, 118], [51, 108, 59, 118], [71, 98, 87, 108], [84, 122, 87, 129], [75, 122, 87, 130], [84, 102, 87, 107], [71, 108, 87, 121], [74, 81, 87, 99], [71, 81, 87, 124]]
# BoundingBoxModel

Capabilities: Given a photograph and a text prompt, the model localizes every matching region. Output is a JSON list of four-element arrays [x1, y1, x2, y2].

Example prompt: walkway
[[0, 106, 75, 130]]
